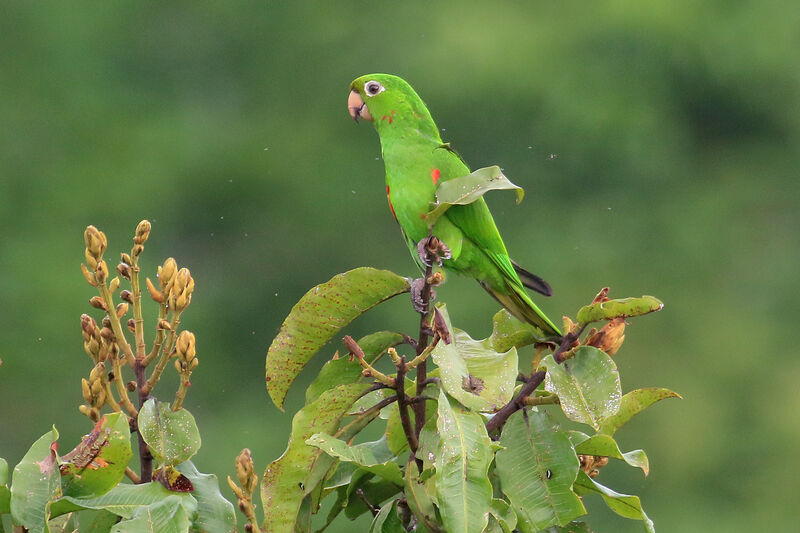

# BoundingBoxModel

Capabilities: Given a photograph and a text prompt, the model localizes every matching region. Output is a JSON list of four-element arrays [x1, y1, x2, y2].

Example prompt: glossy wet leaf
[[434, 390, 493, 533], [109, 495, 189, 533], [305, 331, 404, 405], [543, 347, 621, 430], [10, 427, 61, 532], [266, 267, 410, 410], [51, 482, 197, 520], [574, 434, 649, 476], [431, 305, 518, 412], [138, 400, 201, 466], [261, 382, 371, 533], [597, 388, 682, 436], [576, 296, 663, 325], [573, 471, 655, 532], [306, 434, 403, 486], [60, 413, 132, 499], [424, 166, 524, 226], [175, 460, 236, 532], [495, 411, 585, 531]]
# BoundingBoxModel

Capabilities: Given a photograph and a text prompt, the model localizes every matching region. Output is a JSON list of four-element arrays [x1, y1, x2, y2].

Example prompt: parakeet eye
[[364, 80, 385, 97]]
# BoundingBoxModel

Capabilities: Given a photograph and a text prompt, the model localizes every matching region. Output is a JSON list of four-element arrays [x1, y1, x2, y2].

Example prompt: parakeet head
[[348, 74, 440, 139]]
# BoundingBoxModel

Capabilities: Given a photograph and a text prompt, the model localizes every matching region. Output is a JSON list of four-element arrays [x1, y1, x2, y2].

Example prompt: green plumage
[[349, 74, 560, 337]]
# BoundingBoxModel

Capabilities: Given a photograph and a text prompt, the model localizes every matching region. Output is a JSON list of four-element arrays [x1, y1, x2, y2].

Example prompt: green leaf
[[369, 499, 406, 532], [574, 434, 649, 476], [384, 377, 438, 456], [306, 434, 403, 486], [266, 267, 410, 410], [488, 309, 549, 353], [403, 461, 439, 533], [541, 522, 594, 532], [175, 460, 236, 532], [60, 413, 132, 499], [11, 427, 61, 532], [597, 388, 682, 436], [573, 471, 655, 532], [138, 400, 201, 466], [576, 296, 663, 325], [344, 477, 402, 520], [434, 390, 493, 533], [76, 509, 119, 533], [543, 347, 622, 430], [494, 411, 585, 532], [0, 458, 9, 515], [51, 482, 197, 520], [487, 498, 517, 533], [424, 166, 524, 226], [305, 331, 404, 405], [261, 382, 371, 533], [109, 495, 190, 533], [431, 305, 519, 412]]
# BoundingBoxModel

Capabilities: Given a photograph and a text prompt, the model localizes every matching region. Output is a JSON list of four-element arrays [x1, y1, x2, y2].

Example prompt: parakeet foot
[[410, 277, 436, 314], [417, 235, 452, 267]]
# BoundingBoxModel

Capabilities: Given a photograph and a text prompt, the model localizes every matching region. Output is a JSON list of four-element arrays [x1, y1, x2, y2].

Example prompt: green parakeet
[[348, 74, 560, 337]]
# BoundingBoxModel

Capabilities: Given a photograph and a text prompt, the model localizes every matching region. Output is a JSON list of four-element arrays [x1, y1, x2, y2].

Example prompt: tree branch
[[485, 370, 546, 435]]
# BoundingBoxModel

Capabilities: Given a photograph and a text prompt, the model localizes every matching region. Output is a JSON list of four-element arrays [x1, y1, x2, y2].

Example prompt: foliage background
[[1, 1, 798, 531]]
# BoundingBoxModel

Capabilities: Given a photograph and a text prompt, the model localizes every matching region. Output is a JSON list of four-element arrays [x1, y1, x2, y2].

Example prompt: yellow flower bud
[[89, 296, 107, 310], [81, 263, 97, 286], [133, 220, 151, 245], [95, 260, 109, 283], [146, 278, 164, 303]]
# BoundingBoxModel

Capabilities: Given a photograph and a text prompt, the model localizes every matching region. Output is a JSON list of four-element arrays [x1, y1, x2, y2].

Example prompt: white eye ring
[[364, 80, 385, 97]]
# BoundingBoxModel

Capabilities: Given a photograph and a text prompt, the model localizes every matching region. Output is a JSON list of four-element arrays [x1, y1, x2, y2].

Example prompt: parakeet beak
[[348, 90, 372, 122]]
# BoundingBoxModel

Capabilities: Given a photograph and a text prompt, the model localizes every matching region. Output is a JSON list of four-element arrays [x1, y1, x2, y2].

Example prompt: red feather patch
[[431, 168, 441, 185], [386, 185, 397, 219]]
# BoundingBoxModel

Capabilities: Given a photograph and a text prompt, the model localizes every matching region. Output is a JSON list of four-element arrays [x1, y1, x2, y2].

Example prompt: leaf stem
[[142, 311, 182, 396]]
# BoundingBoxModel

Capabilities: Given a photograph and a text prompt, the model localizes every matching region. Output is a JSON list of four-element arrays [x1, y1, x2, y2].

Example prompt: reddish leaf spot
[[431, 168, 441, 185]]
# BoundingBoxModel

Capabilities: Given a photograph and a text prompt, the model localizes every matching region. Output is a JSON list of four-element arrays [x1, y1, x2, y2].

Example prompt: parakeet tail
[[511, 260, 553, 297], [481, 281, 561, 338]]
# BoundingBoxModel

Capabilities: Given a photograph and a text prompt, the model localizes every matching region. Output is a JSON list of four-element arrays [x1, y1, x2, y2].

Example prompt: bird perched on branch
[[348, 74, 560, 337]]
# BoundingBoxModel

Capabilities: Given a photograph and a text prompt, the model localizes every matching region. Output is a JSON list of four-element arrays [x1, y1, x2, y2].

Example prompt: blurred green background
[[2, 1, 798, 531]]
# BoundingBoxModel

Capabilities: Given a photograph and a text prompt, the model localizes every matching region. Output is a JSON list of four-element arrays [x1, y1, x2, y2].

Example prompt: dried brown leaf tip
[[585, 317, 626, 356], [433, 307, 451, 344], [579, 454, 609, 478], [591, 287, 611, 304]]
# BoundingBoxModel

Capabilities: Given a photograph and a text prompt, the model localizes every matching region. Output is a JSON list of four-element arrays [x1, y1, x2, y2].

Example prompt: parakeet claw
[[410, 277, 436, 313], [417, 235, 452, 267]]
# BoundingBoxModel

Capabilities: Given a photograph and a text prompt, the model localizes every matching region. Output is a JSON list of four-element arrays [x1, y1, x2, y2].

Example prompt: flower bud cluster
[[174, 331, 199, 374]]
